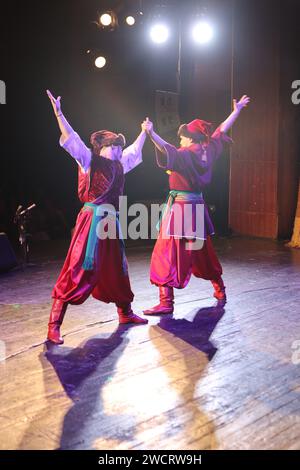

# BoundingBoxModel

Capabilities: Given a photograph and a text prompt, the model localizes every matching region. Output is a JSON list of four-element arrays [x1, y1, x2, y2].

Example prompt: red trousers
[[150, 234, 222, 289], [52, 209, 133, 305]]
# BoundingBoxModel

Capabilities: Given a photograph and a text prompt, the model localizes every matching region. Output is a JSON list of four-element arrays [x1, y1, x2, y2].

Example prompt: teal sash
[[82, 203, 126, 274], [157, 190, 203, 231]]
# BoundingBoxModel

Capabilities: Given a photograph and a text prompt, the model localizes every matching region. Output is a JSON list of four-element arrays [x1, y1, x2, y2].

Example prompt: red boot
[[117, 304, 148, 325], [47, 299, 68, 344], [211, 277, 226, 302], [143, 286, 174, 315]]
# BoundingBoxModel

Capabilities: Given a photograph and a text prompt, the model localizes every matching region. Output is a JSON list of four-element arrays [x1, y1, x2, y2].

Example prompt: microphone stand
[[14, 204, 36, 267]]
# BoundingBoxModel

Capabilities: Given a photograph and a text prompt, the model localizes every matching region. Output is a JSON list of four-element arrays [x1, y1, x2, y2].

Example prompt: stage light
[[95, 56, 106, 68], [192, 21, 213, 44], [100, 13, 113, 26], [126, 16, 135, 26], [150, 24, 169, 44]]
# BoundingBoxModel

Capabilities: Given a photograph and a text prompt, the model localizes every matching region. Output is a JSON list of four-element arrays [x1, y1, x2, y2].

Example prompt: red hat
[[178, 119, 212, 143], [90, 130, 126, 154]]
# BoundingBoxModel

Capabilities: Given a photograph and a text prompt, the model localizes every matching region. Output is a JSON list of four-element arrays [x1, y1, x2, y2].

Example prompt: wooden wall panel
[[186, 0, 299, 239], [229, 0, 299, 239], [230, 162, 277, 213], [277, 1, 300, 238], [229, 0, 280, 238]]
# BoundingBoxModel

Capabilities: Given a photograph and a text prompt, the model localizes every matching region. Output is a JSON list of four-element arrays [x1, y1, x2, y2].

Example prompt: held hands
[[141, 117, 153, 134], [233, 95, 250, 113], [46, 89, 62, 116]]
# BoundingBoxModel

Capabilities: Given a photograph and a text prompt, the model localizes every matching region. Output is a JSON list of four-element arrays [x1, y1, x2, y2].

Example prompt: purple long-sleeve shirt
[[155, 127, 233, 239], [156, 127, 233, 192]]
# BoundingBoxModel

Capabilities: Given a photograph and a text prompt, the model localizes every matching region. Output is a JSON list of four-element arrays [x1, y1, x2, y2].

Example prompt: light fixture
[[95, 56, 106, 68], [96, 11, 118, 30], [126, 16, 135, 26], [100, 13, 112, 27], [192, 21, 213, 44], [150, 23, 169, 44]]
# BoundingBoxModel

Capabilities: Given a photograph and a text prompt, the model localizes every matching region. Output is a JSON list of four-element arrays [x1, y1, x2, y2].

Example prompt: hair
[[178, 124, 206, 143]]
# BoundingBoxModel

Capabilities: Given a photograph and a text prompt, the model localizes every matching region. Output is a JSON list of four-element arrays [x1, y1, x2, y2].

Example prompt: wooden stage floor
[[0, 237, 300, 450]]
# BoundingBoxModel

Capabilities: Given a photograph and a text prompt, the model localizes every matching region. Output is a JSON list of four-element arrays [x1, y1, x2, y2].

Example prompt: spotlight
[[96, 11, 118, 30], [126, 16, 135, 26], [95, 56, 106, 68], [100, 13, 112, 26], [192, 21, 213, 44], [150, 24, 169, 44]]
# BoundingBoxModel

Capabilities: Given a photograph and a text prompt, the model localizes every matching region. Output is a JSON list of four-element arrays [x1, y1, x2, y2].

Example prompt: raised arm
[[46, 89, 91, 172], [142, 118, 191, 172], [121, 127, 147, 174], [142, 118, 170, 154], [46, 90, 74, 140], [218, 95, 250, 134]]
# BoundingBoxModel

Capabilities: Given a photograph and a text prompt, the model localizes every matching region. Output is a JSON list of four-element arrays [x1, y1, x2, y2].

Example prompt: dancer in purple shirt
[[143, 95, 250, 314]]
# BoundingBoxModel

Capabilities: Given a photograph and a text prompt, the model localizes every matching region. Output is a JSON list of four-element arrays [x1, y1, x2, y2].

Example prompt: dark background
[[0, 0, 299, 244]]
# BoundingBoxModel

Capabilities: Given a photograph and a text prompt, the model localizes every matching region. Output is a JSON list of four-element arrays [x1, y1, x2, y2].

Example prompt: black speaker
[[0, 233, 18, 272]]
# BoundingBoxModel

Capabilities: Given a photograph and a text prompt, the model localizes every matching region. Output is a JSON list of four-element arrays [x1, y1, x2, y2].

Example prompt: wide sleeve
[[155, 143, 202, 173], [208, 126, 233, 161], [121, 132, 146, 174], [59, 131, 92, 173], [155, 144, 189, 171]]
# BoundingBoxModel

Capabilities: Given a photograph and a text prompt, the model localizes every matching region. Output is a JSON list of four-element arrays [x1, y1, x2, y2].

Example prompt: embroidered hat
[[90, 130, 126, 153], [178, 119, 212, 142]]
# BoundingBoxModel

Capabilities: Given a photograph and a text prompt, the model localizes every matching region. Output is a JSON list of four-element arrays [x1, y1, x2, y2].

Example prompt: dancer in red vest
[[143, 95, 250, 315], [46, 90, 148, 344]]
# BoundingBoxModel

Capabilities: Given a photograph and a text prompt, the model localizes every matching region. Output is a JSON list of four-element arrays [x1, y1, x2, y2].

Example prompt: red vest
[[77, 154, 124, 209]]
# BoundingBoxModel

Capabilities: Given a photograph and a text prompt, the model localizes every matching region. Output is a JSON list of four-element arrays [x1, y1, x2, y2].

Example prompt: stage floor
[[0, 237, 300, 450]]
